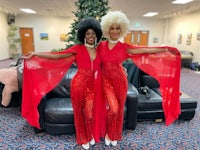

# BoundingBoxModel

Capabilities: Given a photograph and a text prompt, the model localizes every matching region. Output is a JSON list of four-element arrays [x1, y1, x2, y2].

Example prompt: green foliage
[[65, 0, 110, 48], [51, 48, 65, 52], [7, 25, 21, 55]]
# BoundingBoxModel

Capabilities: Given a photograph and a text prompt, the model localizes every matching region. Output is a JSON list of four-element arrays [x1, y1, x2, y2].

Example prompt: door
[[124, 30, 149, 46], [19, 28, 35, 55]]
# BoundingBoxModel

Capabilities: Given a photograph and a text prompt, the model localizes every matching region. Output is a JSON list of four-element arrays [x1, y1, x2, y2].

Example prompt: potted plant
[[7, 25, 21, 59]]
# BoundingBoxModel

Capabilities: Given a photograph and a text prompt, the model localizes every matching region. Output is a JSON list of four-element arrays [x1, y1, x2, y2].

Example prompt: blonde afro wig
[[101, 11, 130, 39]]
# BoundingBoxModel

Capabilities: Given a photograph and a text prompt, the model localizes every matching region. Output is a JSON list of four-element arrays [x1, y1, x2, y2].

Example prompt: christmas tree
[[65, 0, 110, 48]]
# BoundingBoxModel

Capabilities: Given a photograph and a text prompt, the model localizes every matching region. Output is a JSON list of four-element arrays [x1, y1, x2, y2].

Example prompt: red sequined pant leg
[[70, 70, 94, 144], [102, 64, 128, 141]]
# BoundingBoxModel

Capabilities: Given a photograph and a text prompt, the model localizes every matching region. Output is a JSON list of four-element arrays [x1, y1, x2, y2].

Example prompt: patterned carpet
[[0, 60, 200, 149], [0, 103, 200, 149], [180, 68, 200, 100]]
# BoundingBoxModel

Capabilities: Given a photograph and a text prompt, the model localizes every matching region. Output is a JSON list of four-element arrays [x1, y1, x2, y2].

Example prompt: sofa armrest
[[126, 83, 138, 130]]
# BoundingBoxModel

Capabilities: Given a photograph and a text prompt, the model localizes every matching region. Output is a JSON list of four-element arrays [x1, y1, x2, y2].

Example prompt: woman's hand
[[22, 51, 35, 59], [123, 67, 128, 76]]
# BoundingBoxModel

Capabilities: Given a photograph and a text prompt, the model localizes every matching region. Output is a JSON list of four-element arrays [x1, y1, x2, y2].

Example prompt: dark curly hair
[[77, 17, 102, 44]]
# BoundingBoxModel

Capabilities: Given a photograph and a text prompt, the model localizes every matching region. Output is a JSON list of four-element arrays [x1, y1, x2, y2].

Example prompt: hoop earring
[[95, 38, 97, 46], [84, 38, 86, 45]]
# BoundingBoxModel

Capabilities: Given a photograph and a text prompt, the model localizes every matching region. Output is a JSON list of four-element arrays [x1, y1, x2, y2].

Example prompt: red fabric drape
[[130, 46, 181, 125], [93, 67, 106, 142], [22, 50, 75, 129]]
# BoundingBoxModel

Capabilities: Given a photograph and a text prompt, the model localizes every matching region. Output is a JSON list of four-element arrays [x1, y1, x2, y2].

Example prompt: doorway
[[19, 28, 35, 55], [124, 30, 149, 46]]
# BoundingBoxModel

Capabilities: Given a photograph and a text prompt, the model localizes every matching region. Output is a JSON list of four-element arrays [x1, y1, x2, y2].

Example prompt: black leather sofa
[[37, 65, 138, 135], [123, 61, 198, 122]]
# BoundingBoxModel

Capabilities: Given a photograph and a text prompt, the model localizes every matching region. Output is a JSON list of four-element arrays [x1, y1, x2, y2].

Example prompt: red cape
[[130, 46, 181, 126], [22, 50, 75, 129]]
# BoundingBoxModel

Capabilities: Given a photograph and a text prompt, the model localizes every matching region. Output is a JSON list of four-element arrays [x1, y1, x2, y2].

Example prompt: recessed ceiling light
[[143, 12, 158, 17], [172, 0, 194, 4], [20, 9, 36, 14]]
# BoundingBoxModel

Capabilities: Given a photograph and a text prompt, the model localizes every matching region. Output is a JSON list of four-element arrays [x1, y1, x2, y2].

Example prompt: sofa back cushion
[[140, 73, 160, 89], [123, 61, 140, 88], [123, 61, 160, 89], [46, 67, 77, 98]]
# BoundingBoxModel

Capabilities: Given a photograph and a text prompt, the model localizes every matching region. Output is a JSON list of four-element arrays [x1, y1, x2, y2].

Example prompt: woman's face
[[109, 24, 121, 40], [85, 29, 96, 45]]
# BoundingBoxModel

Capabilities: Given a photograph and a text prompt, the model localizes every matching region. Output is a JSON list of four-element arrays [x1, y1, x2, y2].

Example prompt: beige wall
[[128, 17, 165, 46], [165, 10, 200, 62], [0, 12, 9, 60]]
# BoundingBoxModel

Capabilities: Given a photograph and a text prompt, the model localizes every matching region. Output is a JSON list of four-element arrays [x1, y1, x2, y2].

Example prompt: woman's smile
[[109, 24, 121, 40]]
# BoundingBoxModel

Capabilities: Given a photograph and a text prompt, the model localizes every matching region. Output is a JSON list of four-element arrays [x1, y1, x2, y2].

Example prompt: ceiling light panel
[[172, 0, 194, 4], [143, 12, 159, 17], [20, 8, 36, 14]]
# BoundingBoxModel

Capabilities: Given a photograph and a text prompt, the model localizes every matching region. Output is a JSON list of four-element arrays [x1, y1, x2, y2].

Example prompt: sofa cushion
[[140, 74, 160, 88], [179, 93, 197, 109], [44, 98, 74, 124], [123, 61, 140, 88], [47, 68, 77, 98], [138, 90, 197, 110], [137, 109, 196, 121], [138, 89, 162, 111]]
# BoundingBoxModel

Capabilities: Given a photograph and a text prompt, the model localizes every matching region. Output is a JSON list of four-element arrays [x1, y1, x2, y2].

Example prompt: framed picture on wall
[[153, 37, 158, 43], [40, 33, 49, 40], [177, 33, 182, 44], [60, 34, 68, 41], [186, 33, 192, 45]]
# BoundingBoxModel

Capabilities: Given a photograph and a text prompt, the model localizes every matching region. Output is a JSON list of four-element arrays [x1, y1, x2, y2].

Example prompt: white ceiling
[[0, 0, 200, 19]]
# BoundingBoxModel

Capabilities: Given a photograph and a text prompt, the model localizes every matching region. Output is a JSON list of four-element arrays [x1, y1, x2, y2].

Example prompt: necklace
[[87, 47, 96, 61], [85, 43, 95, 48], [109, 39, 118, 44]]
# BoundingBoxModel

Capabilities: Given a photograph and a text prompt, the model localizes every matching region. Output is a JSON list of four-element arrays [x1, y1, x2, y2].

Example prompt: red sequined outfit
[[98, 41, 129, 141], [22, 44, 101, 144], [98, 41, 181, 141]]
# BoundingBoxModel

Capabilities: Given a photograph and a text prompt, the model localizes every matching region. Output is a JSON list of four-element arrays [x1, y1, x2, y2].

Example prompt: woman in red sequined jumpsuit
[[99, 11, 181, 146], [23, 17, 102, 149]]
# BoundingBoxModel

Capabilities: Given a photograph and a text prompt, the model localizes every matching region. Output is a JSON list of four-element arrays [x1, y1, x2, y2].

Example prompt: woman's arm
[[127, 47, 167, 55], [23, 51, 75, 59]]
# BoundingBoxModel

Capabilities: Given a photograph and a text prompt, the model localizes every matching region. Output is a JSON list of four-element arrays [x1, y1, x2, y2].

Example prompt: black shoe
[[34, 127, 43, 133]]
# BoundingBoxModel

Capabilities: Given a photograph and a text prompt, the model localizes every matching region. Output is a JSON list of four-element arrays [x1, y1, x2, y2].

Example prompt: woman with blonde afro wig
[[96, 10, 181, 146], [101, 10, 129, 39]]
